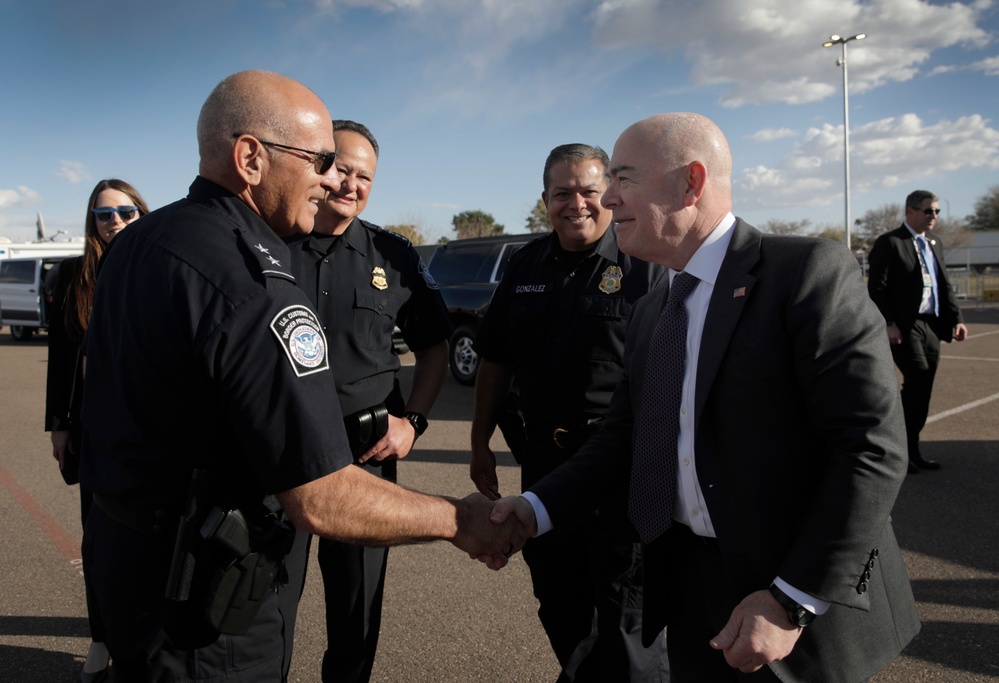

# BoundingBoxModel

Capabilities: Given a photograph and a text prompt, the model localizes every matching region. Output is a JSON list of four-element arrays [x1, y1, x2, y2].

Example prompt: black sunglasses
[[92, 206, 140, 222], [232, 133, 337, 175], [922, 208, 941, 217]]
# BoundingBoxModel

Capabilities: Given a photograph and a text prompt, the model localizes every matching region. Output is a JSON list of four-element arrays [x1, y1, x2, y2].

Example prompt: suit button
[[868, 559, 876, 569], [864, 570, 871, 581], [857, 582, 867, 594], [870, 548, 879, 558]]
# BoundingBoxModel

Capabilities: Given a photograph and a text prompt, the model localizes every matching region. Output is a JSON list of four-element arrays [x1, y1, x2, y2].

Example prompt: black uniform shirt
[[80, 177, 353, 509], [285, 218, 451, 416], [475, 228, 665, 426]]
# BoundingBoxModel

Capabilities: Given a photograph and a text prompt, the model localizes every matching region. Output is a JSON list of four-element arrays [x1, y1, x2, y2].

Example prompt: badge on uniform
[[371, 266, 388, 291], [270, 305, 329, 377], [599, 265, 623, 294]]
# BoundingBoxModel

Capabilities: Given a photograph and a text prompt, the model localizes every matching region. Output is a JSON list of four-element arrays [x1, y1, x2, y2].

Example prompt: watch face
[[407, 412, 428, 435]]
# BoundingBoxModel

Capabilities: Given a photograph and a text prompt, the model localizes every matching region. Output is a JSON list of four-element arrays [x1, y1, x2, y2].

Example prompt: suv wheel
[[449, 324, 478, 385], [10, 325, 34, 342]]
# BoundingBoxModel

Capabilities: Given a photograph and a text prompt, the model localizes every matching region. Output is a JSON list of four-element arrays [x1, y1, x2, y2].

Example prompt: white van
[[0, 256, 72, 341]]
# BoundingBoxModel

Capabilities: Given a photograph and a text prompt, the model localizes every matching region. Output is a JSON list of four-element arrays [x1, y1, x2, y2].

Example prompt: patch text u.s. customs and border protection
[[270, 305, 329, 377]]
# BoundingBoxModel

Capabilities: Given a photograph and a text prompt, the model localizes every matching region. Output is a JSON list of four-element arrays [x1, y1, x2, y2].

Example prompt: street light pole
[[823, 33, 866, 251]]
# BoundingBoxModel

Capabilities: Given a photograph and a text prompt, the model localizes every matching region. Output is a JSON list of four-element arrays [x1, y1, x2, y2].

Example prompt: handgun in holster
[[163, 469, 295, 645]]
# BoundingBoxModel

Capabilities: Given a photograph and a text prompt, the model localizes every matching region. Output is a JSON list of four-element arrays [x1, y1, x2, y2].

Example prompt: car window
[[429, 244, 497, 285], [493, 242, 528, 282], [0, 260, 36, 284]]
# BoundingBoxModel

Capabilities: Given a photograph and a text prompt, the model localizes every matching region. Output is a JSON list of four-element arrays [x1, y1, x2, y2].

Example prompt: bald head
[[197, 70, 332, 180], [195, 71, 338, 237], [603, 113, 734, 269], [630, 112, 732, 199]]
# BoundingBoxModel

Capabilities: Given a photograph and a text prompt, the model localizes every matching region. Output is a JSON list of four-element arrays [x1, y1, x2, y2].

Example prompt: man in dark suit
[[867, 191, 968, 473], [491, 113, 920, 681]]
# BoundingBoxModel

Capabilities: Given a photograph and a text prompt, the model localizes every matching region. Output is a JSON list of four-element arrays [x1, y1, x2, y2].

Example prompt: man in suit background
[[867, 190, 968, 473], [491, 112, 920, 681]]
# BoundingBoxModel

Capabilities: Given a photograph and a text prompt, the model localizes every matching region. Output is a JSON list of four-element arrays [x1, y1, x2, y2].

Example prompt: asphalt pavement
[[1, 302, 997, 682]]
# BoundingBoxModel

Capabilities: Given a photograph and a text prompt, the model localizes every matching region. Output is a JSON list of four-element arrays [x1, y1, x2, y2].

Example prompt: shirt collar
[[673, 212, 736, 286]]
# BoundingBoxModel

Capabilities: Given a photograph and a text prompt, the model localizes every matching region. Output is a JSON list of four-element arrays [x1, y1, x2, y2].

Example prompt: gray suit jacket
[[531, 219, 920, 682]]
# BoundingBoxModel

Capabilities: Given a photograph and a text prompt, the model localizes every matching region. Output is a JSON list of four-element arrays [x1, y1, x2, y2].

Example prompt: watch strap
[[768, 583, 815, 627]]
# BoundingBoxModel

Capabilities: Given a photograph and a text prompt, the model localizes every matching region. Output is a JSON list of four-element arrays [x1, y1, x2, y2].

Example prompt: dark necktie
[[628, 271, 699, 544]]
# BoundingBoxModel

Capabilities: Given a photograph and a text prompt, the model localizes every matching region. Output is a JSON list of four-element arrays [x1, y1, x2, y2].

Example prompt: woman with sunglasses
[[45, 178, 149, 683]]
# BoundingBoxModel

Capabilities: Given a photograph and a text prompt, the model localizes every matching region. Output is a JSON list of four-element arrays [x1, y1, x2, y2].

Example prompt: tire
[[10, 325, 34, 342], [449, 324, 479, 386]]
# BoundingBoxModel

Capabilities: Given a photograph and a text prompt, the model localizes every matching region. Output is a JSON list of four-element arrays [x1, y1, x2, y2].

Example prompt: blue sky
[[2, 0, 998, 245]]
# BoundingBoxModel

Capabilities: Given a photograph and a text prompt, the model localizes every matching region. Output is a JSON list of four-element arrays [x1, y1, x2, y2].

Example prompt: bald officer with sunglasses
[[78, 70, 522, 682], [867, 189, 968, 474]]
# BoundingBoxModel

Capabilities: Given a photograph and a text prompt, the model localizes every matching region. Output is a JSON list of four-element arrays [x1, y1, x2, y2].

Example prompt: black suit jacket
[[867, 224, 963, 341], [531, 220, 920, 682]]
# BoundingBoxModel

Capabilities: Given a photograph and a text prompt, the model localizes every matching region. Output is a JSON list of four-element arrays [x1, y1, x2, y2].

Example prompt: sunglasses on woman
[[92, 206, 140, 222]]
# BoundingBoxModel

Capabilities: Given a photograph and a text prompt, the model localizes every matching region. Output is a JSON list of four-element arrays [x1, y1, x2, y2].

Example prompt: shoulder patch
[[270, 305, 329, 377], [419, 258, 439, 290]]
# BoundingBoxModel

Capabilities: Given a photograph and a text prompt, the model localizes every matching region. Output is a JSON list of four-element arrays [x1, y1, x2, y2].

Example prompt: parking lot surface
[[1, 302, 997, 682]]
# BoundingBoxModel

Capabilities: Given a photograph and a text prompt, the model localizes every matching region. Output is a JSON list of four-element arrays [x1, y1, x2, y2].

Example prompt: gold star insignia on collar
[[267, 255, 281, 266], [255, 243, 270, 254]]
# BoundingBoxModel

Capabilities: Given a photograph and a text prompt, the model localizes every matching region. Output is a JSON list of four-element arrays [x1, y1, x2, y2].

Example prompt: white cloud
[[0, 186, 42, 211], [970, 55, 999, 75], [749, 127, 799, 142], [593, 0, 991, 107], [734, 112, 999, 209], [54, 160, 91, 184]]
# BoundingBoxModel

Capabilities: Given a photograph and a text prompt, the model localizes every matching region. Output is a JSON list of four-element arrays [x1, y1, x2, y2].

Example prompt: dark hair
[[906, 189, 938, 210], [69, 178, 150, 331], [542, 144, 610, 193], [332, 120, 379, 158]]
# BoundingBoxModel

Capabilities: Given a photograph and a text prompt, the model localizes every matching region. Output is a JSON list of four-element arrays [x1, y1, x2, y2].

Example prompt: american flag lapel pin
[[733, 286, 746, 298]]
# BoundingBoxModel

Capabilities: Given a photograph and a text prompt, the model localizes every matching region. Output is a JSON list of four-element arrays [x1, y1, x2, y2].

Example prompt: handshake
[[450, 493, 538, 570]]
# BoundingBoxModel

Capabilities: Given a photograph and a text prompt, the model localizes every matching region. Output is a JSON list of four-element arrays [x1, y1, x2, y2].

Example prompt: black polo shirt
[[475, 228, 664, 426], [284, 218, 451, 416], [80, 177, 352, 509]]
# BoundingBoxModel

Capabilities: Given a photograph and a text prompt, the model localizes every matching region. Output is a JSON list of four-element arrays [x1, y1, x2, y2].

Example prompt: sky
[[1, 0, 998, 246]]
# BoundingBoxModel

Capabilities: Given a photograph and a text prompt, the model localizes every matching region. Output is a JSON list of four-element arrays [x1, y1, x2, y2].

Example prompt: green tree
[[761, 218, 810, 236], [814, 224, 845, 243], [966, 184, 999, 230], [452, 210, 504, 239], [525, 198, 551, 233], [385, 224, 425, 245], [854, 203, 903, 250]]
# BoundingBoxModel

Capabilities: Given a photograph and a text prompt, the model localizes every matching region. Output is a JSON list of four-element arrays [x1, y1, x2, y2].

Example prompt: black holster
[[163, 470, 296, 648], [343, 403, 390, 460]]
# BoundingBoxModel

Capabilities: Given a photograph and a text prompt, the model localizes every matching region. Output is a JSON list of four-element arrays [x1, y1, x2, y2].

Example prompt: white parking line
[[941, 356, 999, 362], [926, 391, 999, 424], [967, 329, 999, 340]]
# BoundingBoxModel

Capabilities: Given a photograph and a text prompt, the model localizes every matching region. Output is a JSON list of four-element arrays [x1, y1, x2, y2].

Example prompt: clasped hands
[[452, 493, 537, 570]]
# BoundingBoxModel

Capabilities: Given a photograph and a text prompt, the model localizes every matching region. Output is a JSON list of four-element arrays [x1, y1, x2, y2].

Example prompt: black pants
[[891, 318, 941, 459], [84, 504, 294, 681], [277, 396, 399, 683], [522, 440, 669, 682], [665, 524, 780, 682]]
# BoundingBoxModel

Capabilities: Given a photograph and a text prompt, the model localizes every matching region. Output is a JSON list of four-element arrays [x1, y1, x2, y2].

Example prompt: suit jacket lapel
[[694, 219, 759, 426]]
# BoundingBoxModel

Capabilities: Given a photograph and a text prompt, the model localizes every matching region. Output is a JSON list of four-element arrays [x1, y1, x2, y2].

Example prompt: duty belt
[[93, 493, 178, 539], [524, 418, 603, 451]]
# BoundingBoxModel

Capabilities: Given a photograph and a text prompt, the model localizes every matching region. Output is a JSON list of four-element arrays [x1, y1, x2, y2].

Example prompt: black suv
[[425, 234, 534, 384]]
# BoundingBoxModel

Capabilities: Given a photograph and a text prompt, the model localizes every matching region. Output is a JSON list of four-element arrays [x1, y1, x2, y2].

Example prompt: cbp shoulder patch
[[419, 258, 439, 290], [270, 305, 329, 377]]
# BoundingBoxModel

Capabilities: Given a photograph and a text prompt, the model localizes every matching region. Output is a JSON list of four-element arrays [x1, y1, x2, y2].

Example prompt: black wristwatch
[[768, 584, 815, 628], [405, 411, 428, 437]]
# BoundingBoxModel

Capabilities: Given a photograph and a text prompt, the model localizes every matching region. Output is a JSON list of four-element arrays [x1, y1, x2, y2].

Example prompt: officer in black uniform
[[79, 70, 520, 683], [471, 144, 669, 682], [284, 120, 451, 683]]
